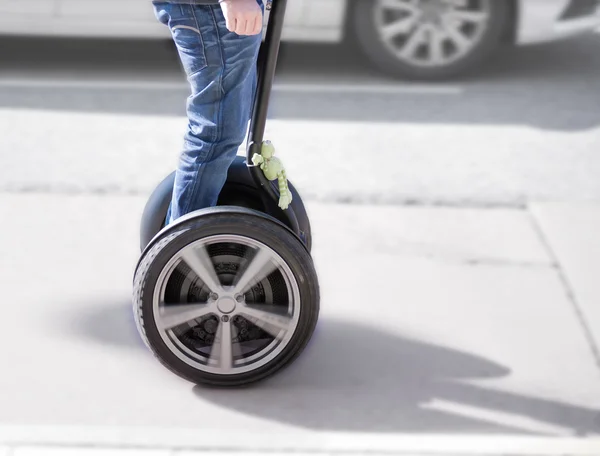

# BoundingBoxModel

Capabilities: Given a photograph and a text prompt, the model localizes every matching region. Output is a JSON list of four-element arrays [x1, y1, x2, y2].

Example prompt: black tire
[[133, 210, 320, 387], [139, 156, 313, 254], [350, 0, 510, 80]]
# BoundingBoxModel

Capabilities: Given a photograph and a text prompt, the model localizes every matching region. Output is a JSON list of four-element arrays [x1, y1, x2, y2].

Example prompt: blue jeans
[[152, 2, 263, 225]]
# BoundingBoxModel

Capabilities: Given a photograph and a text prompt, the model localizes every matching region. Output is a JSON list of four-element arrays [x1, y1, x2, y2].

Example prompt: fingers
[[225, 14, 260, 36], [223, 7, 236, 34], [243, 16, 255, 35], [225, 16, 237, 34], [235, 14, 262, 35], [221, 0, 263, 36], [252, 14, 263, 35]]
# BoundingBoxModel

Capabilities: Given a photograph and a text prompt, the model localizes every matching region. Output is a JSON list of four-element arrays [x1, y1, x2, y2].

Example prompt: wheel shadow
[[60, 297, 148, 352], [66, 300, 600, 436]]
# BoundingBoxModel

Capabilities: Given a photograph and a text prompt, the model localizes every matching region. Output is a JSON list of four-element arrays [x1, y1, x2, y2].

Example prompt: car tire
[[349, 0, 510, 80]]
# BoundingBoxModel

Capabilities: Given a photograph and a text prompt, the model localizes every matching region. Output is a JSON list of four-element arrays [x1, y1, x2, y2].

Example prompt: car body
[[0, 0, 598, 78], [0, 0, 598, 43], [516, 0, 600, 44]]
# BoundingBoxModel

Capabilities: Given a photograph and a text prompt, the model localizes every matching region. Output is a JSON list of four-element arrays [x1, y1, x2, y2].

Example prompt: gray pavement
[[530, 203, 600, 367], [0, 194, 599, 455], [1, 30, 600, 456]]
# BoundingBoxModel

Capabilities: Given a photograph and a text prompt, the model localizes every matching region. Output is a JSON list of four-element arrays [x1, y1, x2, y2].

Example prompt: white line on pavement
[[0, 78, 463, 95], [2, 426, 600, 455], [275, 82, 463, 95], [12, 448, 171, 456], [0, 78, 185, 90]]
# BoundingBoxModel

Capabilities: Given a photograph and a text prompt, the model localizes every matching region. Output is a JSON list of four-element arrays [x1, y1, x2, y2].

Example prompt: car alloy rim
[[152, 234, 301, 376], [373, 0, 492, 68]]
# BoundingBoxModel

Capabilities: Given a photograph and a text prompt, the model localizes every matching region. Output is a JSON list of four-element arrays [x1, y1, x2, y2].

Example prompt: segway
[[132, 0, 319, 387]]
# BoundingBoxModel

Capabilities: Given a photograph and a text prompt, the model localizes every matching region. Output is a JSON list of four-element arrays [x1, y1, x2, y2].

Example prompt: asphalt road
[[0, 33, 599, 206]]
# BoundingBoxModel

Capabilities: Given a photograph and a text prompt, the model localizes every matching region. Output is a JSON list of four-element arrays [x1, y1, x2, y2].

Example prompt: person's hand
[[219, 0, 263, 36]]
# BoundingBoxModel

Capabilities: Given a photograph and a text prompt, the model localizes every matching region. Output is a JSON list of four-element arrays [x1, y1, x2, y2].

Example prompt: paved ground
[[0, 28, 599, 456], [0, 194, 599, 455]]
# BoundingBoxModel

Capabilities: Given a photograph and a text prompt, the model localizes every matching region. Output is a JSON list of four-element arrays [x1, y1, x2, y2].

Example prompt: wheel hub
[[420, 0, 448, 23], [217, 296, 237, 314]]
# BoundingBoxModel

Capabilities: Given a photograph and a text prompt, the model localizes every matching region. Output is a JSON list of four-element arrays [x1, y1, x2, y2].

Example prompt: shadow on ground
[[67, 300, 600, 436], [62, 297, 147, 352]]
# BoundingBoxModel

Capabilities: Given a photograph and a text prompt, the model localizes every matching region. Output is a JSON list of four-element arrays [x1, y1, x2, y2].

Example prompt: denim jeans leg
[[154, 3, 262, 225]]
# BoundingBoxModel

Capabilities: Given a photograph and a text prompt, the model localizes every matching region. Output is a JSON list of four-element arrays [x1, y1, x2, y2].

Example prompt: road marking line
[[12, 448, 171, 456], [274, 82, 462, 94], [0, 78, 462, 95], [0, 78, 186, 90], [2, 425, 600, 455]]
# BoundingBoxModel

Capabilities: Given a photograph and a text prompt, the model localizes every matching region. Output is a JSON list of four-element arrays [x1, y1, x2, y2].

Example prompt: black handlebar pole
[[246, 0, 301, 236], [247, 0, 286, 157]]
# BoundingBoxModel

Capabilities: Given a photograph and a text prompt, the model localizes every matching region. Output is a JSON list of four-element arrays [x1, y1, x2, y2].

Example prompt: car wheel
[[350, 0, 510, 80], [133, 211, 320, 387]]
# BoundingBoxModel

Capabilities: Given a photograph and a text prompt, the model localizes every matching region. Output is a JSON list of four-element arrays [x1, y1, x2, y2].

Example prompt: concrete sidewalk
[[2, 109, 600, 207], [0, 194, 599, 455]]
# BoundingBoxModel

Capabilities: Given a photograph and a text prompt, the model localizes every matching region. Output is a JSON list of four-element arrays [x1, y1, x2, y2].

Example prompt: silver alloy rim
[[152, 234, 301, 376], [373, 0, 491, 68]]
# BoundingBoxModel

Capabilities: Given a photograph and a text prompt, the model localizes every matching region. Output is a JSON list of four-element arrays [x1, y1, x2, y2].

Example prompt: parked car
[[0, 0, 598, 79]]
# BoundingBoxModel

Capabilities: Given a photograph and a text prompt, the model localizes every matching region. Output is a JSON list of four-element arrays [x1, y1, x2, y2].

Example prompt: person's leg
[[153, 2, 263, 225]]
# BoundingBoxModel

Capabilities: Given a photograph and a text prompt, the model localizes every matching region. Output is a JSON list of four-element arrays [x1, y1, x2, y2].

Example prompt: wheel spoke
[[399, 24, 428, 59], [237, 304, 292, 338], [428, 26, 446, 64], [158, 303, 213, 331], [380, 0, 419, 14], [443, 0, 468, 7], [232, 247, 277, 295], [209, 319, 234, 371], [381, 16, 418, 41], [180, 245, 222, 294], [440, 17, 471, 53], [445, 9, 488, 24]]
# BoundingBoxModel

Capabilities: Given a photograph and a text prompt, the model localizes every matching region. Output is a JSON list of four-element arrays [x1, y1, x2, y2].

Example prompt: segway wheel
[[132, 210, 320, 387]]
